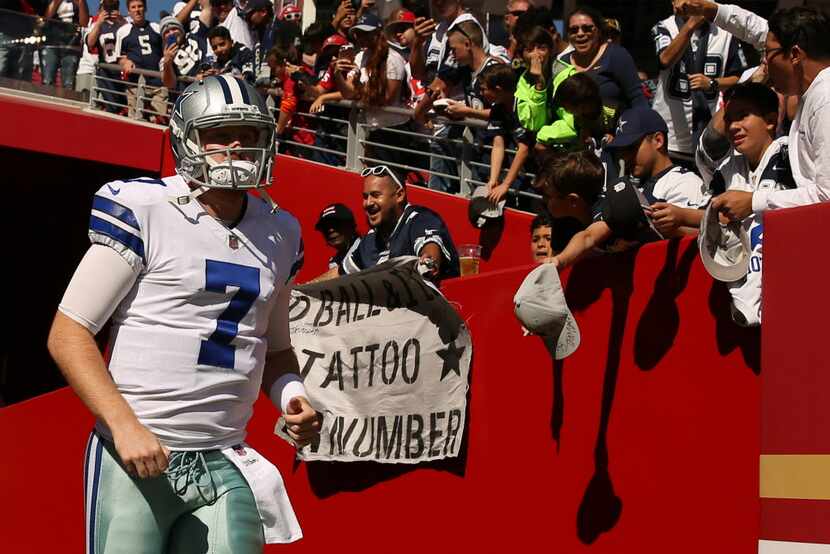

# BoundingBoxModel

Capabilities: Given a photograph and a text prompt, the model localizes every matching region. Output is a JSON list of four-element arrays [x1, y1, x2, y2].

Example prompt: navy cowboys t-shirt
[[169, 20, 210, 85], [485, 102, 535, 146], [115, 21, 162, 85], [93, 19, 126, 64], [342, 205, 460, 280], [213, 43, 255, 83]]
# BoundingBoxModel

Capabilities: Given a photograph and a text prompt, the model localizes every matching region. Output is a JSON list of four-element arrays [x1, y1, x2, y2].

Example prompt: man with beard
[[341, 165, 460, 282]]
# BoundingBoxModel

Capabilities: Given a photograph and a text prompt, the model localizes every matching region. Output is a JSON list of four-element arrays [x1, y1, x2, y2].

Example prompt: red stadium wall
[[0, 237, 762, 553], [1, 91, 790, 552], [760, 203, 830, 546]]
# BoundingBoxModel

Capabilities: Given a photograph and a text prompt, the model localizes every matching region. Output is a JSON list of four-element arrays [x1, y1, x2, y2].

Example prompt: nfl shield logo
[[229, 234, 239, 249]]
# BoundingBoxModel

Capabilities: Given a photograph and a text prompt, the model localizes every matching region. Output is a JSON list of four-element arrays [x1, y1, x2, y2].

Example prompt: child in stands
[[479, 63, 535, 205]]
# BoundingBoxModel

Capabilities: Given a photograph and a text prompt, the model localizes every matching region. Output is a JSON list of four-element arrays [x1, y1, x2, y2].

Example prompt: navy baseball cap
[[351, 12, 383, 36], [607, 107, 669, 149], [315, 203, 356, 230]]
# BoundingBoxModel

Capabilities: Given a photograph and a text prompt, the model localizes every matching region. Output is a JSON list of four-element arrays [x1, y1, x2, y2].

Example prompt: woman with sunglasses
[[557, 7, 648, 133]]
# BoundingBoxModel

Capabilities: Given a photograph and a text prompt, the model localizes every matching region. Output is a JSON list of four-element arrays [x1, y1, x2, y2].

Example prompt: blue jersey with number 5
[[88, 174, 303, 450]]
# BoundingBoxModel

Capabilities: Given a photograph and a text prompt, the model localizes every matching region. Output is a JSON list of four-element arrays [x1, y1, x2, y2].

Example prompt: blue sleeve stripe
[[92, 196, 141, 232], [132, 177, 167, 186], [89, 215, 146, 261]]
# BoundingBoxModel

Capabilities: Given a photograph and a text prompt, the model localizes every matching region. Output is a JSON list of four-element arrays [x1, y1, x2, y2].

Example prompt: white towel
[[221, 443, 303, 544]]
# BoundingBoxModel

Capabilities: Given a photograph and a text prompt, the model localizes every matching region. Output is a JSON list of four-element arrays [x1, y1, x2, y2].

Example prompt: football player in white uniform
[[47, 75, 320, 553]]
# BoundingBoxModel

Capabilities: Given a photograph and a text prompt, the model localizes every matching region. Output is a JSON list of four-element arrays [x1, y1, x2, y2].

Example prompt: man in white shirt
[[220, 0, 255, 49], [676, 0, 830, 220]]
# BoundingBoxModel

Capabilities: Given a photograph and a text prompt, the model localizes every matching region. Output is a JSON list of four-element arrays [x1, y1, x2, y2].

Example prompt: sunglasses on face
[[284, 12, 301, 21], [568, 24, 596, 35], [360, 165, 403, 189]]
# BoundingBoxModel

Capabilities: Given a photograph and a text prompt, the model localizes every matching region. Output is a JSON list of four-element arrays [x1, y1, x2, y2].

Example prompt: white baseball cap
[[698, 202, 751, 282], [513, 264, 581, 359]]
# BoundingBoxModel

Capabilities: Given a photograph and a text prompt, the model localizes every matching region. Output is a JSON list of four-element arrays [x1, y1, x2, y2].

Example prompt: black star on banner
[[437, 341, 466, 381]]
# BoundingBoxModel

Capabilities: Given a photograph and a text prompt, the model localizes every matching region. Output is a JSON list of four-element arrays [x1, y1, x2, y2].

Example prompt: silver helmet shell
[[169, 75, 276, 191]]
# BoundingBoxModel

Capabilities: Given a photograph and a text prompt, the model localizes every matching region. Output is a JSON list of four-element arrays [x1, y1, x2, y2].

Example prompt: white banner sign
[[276, 257, 471, 463]]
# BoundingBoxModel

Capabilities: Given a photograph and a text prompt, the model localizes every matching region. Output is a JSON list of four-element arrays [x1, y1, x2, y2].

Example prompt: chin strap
[[258, 186, 279, 214], [169, 183, 209, 206]]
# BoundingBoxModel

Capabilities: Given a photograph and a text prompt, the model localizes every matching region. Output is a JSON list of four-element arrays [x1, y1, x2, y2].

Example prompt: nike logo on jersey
[[107, 184, 121, 195]]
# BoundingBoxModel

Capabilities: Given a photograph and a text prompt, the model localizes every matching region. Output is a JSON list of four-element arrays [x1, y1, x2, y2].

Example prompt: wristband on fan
[[269, 373, 308, 413]]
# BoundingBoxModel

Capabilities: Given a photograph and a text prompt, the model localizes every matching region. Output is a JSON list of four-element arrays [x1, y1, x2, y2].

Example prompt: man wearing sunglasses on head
[[338, 165, 461, 282], [674, 0, 830, 220]]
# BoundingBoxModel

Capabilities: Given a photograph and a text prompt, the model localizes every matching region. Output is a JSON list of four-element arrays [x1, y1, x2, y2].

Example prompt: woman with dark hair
[[558, 6, 647, 130], [334, 12, 411, 168]]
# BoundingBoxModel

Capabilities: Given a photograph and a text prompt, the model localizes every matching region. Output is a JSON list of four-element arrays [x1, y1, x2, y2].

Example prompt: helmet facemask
[[178, 117, 275, 191], [168, 75, 281, 212]]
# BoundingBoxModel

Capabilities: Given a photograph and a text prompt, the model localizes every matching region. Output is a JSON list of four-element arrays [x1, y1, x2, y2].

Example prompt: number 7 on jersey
[[199, 260, 260, 369]]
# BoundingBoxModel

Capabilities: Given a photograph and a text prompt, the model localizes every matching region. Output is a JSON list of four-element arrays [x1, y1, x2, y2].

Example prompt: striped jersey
[[697, 136, 794, 325], [88, 174, 304, 449], [168, 20, 211, 81], [652, 16, 746, 154]]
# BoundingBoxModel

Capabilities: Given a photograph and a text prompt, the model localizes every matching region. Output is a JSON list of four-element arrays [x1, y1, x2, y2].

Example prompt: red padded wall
[[0, 93, 165, 172], [0, 238, 761, 553], [2, 98, 765, 552], [760, 203, 830, 544]]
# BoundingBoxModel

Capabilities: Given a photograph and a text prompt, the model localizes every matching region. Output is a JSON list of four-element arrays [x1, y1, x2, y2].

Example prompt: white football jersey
[[697, 137, 795, 325], [89, 175, 303, 450], [652, 16, 746, 155]]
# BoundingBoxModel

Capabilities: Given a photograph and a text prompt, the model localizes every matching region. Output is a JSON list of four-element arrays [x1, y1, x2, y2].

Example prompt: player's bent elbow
[[47, 311, 79, 360], [48, 311, 96, 353]]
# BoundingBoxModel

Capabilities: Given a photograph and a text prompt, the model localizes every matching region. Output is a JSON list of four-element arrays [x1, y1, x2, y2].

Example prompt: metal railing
[[91, 62, 195, 121], [274, 99, 543, 204], [82, 62, 543, 205]]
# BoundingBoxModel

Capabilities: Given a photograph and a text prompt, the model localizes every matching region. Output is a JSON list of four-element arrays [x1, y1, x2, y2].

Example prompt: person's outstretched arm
[[550, 220, 612, 269]]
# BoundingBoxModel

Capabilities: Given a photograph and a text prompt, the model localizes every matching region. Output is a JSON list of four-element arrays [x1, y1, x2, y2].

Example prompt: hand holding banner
[[276, 257, 472, 463]]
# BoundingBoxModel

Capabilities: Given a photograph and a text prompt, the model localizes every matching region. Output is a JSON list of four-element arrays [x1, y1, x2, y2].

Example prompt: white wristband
[[269, 373, 307, 414]]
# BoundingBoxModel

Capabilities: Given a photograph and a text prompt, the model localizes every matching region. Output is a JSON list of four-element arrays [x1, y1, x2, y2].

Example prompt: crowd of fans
[[3, 0, 830, 327]]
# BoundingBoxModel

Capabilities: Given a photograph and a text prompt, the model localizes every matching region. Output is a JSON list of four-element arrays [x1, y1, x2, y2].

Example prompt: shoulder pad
[[95, 176, 170, 207]]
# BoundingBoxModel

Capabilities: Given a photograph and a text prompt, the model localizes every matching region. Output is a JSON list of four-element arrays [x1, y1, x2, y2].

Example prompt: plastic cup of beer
[[458, 244, 482, 277]]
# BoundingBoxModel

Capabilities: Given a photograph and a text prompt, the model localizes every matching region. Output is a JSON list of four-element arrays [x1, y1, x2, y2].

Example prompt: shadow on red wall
[[0, 237, 761, 553], [1, 100, 764, 551]]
